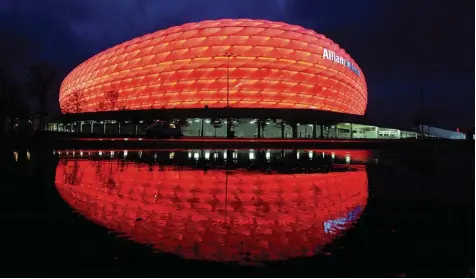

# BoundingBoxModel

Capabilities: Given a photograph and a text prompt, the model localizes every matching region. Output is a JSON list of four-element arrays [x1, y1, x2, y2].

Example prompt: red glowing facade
[[55, 159, 368, 263], [60, 19, 367, 115]]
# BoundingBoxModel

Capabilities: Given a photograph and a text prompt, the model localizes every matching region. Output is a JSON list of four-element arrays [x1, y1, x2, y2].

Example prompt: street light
[[223, 52, 233, 138], [223, 52, 233, 108]]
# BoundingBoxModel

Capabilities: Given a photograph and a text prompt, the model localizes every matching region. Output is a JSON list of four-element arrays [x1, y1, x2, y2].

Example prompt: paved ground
[[7, 132, 471, 150], [76, 137, 364, 143], [34, 136, 469, 152]]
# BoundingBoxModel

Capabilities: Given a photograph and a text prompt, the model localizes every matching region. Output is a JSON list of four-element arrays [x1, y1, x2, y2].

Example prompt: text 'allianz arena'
[[59, 19, 367, 115]]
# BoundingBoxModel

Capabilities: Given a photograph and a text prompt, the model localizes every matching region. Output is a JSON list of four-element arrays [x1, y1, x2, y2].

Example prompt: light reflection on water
[[54, 149, 369, 264]]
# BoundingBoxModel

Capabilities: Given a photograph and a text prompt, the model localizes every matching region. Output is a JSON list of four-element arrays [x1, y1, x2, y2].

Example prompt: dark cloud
[[0, 0, 473, 129]]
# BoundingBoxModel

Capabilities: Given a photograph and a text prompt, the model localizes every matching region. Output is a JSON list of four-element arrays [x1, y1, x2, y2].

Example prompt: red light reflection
[[55, 160, 368, 263]]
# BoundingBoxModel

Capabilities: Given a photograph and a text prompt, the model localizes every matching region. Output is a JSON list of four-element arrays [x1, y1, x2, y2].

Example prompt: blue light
[[323, 206, 362, 234]]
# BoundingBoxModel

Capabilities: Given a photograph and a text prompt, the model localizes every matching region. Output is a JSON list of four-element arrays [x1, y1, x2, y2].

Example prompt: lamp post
[[223, 52, 233, 138], [224, 52, 232, 107]]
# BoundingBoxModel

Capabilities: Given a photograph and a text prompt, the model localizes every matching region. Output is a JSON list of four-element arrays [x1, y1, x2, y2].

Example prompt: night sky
[[0, 0, 474, 129]]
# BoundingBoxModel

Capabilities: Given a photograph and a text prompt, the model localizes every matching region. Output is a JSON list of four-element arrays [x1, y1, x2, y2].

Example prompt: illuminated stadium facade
[[48, 19, 465, 139]]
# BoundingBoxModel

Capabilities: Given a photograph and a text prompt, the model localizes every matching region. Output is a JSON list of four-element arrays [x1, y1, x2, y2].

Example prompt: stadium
[[48, 19, 465, 140]]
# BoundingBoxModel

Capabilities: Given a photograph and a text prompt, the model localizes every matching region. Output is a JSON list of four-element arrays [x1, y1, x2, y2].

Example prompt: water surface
[[0, 147, 473, 277]]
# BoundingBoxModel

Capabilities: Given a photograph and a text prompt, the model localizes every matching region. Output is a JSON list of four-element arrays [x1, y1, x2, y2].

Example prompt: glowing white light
[[193, 152, 200, 160], [223, 151, 227, 159], [331, 152, 335, 159], [214, 152, 219, 159], [345, 154, 351, 164], [80, 151, 83, 156], [233, 151, 237, 159], [205, 119, 210, 124], [297, 151, 300, 159], [110, 151, 115, 157], [138, 138, 143, 141], [322, 152, 325, 158], [204, 151, 210, 160], [99, 151, 103, 156], [265, 150, 271, 160], [13, 152, 18, 162], [188, 152, 192, 159], [154, 153, 157, 159], [308, 151, 313, 159], [26, 151, 31, 160], [249, 150, 255, 160], [138, 151, 143, 158], [124, 150, 128, 158], [169, 152, 175, 159], [124, 138, 128, 141]]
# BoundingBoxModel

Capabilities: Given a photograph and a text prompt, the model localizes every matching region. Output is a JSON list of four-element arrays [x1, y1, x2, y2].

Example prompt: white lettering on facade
[[322, 48, 360, 76]]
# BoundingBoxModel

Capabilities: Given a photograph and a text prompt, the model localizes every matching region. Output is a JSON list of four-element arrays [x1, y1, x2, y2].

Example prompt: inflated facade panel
[[59, 19, 367, 115]]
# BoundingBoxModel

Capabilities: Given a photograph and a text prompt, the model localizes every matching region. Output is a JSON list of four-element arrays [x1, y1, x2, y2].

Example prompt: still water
[[1, 148, 473, 277], [55, 149, 368, 264]]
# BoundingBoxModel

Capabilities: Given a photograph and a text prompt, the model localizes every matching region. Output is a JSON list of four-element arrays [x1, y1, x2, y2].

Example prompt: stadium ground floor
[[44, 108, 466, 140], [46, 118, 421, 139]]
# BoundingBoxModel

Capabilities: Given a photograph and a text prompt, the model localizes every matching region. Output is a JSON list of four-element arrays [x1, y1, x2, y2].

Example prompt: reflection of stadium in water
[[54, 150, 368, 263], [53, 148, 375, 167]]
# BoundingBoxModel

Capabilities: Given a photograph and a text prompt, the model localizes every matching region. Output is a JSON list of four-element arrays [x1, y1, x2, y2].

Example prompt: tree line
[[0, 61, 55, 134], [1, 59, 339, 138], [62, 89, 122, 114]]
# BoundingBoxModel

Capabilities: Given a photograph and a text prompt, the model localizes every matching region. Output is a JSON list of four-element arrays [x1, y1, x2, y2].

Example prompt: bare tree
[[69, 90, 84, 114], [319, 116, 336, 139], [252, 118, 271, 138], [288, 119, 299, 138], [0, 65, 29, 133], [272, 118, 286, 138], [172, 117, 190, 132], [65, 161, 83, 186], [210, 117, 223, 137], [97, 100, 106, 111], [28, 61, 55, 130], [103, 90, 120, 111], [228, 118, 242, 130]]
